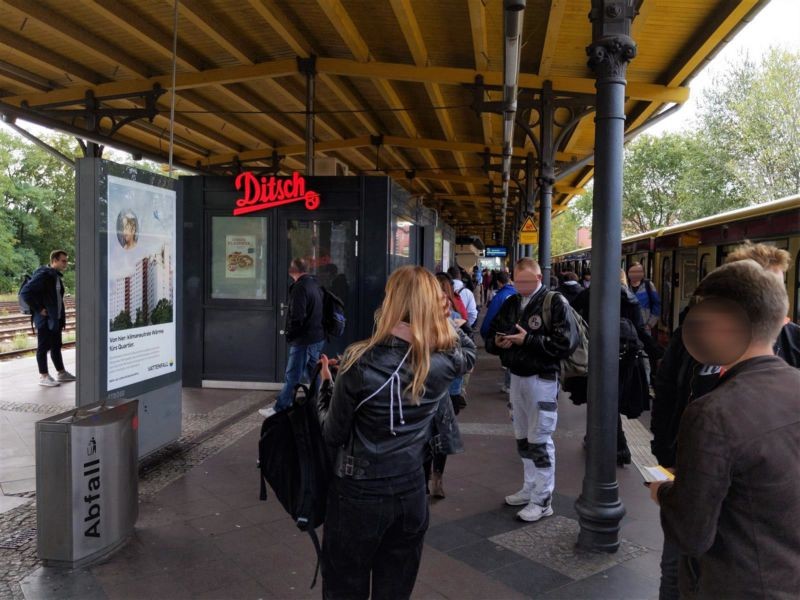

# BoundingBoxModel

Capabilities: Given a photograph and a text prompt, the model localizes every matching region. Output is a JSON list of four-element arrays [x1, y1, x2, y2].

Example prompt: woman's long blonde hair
[[340, 266, 458, 404]]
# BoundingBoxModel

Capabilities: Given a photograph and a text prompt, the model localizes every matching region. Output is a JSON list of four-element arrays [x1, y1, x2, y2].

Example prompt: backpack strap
[[542, 291, 557, 332], [306, 527, 323, 589]]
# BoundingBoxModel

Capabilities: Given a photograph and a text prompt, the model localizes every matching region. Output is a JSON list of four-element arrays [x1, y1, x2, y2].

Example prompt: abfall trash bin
[[35, 400, 138, 567]]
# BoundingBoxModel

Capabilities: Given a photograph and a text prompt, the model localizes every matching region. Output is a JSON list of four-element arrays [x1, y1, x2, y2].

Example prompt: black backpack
[[618, 317, 649, 418], [18, 274, 32, 315], [257, 367, 332, 588], [321, 286, 345, 338]]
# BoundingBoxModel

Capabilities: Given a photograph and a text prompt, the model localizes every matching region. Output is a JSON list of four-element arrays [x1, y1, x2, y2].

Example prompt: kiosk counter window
[[390, 215, 418, 272], [210, 216, 268, 300]]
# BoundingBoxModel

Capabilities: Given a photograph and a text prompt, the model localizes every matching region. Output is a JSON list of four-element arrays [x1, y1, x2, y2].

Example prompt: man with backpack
[[19, 250, 76, 387], [260, 258, 325, 416], [485, 258, 579, 522]]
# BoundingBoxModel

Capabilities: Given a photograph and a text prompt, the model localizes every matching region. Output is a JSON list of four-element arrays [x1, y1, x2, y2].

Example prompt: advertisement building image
[[109, 242, 173, 328]]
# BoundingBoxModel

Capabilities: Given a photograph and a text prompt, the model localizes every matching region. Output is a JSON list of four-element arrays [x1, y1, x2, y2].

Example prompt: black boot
[[617, 416, 631, 466]]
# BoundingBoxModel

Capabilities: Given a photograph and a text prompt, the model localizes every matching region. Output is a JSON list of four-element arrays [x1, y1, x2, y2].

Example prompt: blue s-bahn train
[[553, 194, 800, 341]]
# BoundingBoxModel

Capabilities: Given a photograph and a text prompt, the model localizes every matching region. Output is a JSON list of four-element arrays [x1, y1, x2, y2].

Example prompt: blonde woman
[[317, 266, 476, 600]]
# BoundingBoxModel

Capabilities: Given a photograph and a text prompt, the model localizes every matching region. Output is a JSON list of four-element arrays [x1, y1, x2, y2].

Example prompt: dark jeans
[[659, 537, 680, 600], [322, 470, 429, 600], [36, 325, 64, 375], [275, 340, 325, 411]]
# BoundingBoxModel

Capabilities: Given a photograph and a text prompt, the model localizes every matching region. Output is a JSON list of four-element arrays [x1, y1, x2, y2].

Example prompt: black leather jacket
[[485, 286, 578, 378], [318, 329, 476, 479]]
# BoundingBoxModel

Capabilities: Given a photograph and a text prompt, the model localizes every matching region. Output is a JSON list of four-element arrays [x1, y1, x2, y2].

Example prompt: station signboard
[[485, 246, 508, 257]]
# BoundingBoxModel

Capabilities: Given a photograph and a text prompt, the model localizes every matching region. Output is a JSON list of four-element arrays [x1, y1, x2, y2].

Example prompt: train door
[[673, 249, 699, 326], [658, 252, 674, 332]]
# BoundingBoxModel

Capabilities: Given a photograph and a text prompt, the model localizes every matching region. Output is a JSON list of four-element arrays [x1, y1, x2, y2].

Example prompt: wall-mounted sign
[[233, 172, 320, 216], [519, 216, 539, 245], [225, 235, 256, 278], [485, 245, 508, 257]]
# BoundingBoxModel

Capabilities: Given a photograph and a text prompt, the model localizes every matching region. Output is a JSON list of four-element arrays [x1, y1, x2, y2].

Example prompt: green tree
[[551, 188, 593, 255], [110, 310, 133, 331], [149, 299, 173, 325], [0, 128, 79, 293], [699, 48, 800, 200]]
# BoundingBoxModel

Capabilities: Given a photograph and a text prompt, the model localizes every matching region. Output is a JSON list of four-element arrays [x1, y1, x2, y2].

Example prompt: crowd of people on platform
[[24, 237, 798, 598], [255, 238, 799, 599]]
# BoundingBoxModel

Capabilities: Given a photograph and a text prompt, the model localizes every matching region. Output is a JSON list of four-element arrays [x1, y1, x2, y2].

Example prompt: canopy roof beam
[[3, 59, 688, 114], [316, 0, 453, 194]]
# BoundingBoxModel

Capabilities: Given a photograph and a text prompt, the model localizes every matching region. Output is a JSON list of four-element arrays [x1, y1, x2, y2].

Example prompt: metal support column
[[299, 56, 317, 176], [523, 153, 536, 258], [575, 0, 637, 553], [538, 81, 554, 287]]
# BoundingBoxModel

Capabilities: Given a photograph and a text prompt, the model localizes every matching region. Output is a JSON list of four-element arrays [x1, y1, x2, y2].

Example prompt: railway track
[[0, 306, 78, 359], [0, 300, 75, 313], [0, 323, 76, 342], [0, 340, 76, 360], [0, 309, 75, 326]]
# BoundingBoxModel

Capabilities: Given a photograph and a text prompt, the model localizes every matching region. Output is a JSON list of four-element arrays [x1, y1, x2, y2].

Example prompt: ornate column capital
[[586, 35, 637, 81], [586, 0, 638, 82]]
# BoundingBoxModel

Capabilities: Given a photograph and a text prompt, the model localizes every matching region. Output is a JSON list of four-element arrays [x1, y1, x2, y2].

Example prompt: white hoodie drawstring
[[356, 348, 411, 436]]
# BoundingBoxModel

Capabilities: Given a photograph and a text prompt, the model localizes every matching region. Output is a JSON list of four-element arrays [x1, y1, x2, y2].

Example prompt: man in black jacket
[[261, 258, 325, 415], [650, 260, 800, 599], [19, 250, 75, 387], [555, 271, 583, 305], [486, 258, 578, 522]]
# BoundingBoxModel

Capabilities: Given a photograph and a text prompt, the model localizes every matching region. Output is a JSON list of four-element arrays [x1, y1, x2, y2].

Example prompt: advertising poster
[[225, 235, 256, 278], [106, 175, 177, 390], [442, 240, 451, 270]]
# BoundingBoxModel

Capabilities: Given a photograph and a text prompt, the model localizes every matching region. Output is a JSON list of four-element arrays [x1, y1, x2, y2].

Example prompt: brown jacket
[[658, 355, 800, 599]]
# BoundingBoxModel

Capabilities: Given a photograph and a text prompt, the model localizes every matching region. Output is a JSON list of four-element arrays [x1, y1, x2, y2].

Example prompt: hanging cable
[[167, 0, 179, 176]]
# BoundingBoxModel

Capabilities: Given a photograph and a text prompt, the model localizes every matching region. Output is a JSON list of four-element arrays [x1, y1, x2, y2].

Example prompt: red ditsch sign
[[233, 172, 320, 216]]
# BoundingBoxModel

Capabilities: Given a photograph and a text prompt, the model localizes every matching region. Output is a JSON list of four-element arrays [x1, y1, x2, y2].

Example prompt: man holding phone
[[485, 258, 578, 521]]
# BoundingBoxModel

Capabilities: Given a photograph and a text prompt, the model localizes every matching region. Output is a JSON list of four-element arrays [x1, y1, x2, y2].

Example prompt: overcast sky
[[649, 0, 800, 136]]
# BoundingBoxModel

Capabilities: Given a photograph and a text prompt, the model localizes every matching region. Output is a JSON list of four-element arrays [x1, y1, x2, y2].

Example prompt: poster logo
[[233, 172, 320, 216]]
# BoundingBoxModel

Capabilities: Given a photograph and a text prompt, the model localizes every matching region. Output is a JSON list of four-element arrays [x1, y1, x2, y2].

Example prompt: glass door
[[276, 212, 359, 375]]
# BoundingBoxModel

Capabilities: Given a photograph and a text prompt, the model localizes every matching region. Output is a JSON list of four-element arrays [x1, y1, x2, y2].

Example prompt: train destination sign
[[233, 172, 321, 216], [485, 246, 508, 257]]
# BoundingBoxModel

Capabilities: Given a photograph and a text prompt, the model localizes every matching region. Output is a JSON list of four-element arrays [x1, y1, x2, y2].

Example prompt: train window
[[699, 253, 710, 280], [661, 255, 673, 329]]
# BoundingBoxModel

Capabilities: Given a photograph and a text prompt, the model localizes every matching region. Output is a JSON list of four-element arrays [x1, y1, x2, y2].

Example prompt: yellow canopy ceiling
[[0, 0, 768, 236]]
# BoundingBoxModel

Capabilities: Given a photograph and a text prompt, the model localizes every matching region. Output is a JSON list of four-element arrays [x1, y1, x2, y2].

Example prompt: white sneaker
[[39, 375, 60, 387], [56, 370, 76, 382], [517, 501, 554, 522], [258, 407, 276, 418], [504, 488, 532, 507]]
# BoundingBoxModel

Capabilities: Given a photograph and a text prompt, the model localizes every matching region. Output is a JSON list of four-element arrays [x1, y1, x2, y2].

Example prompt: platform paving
[[1, 337, 666, 599]]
